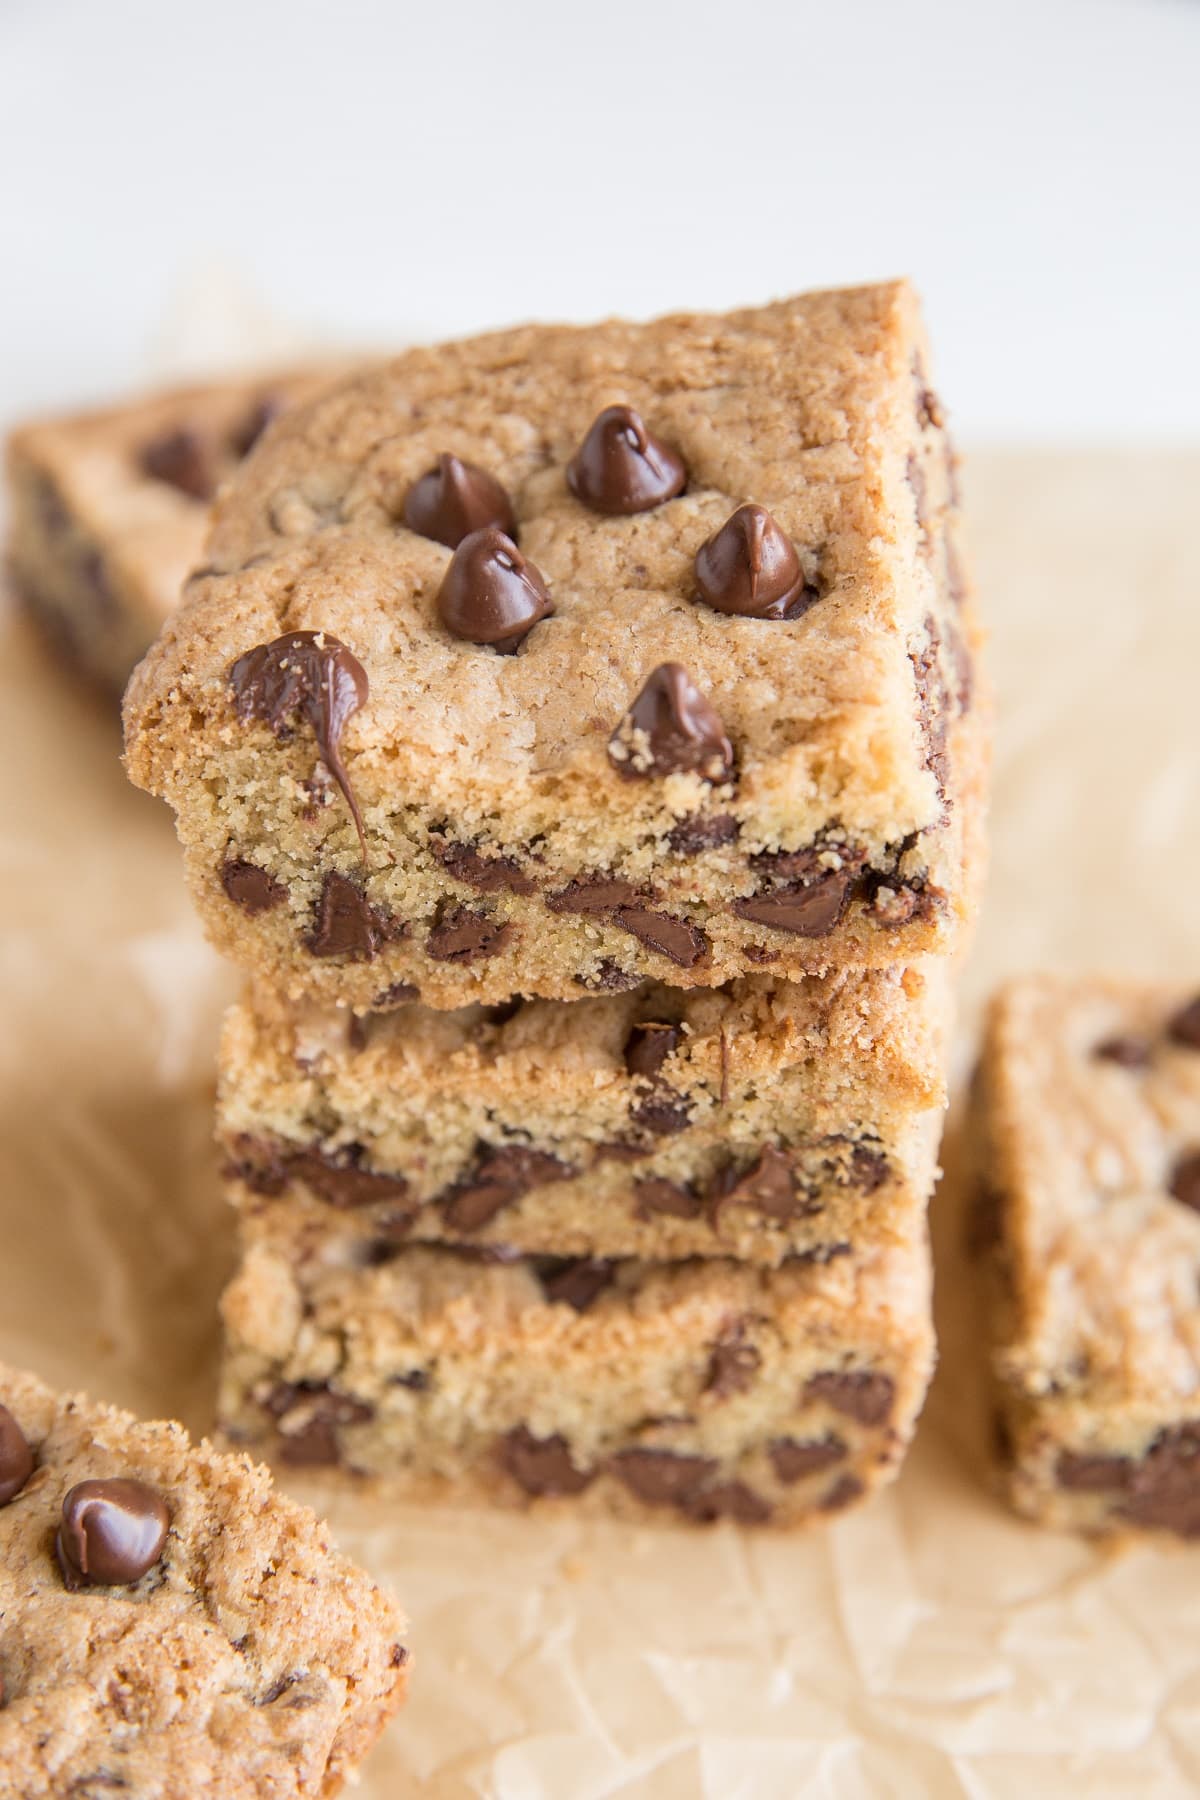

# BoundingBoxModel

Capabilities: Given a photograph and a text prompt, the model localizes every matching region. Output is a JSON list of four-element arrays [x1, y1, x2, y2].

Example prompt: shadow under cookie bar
[[968, 974, 1200, 1539], [5, 365, 338, 693], [0, 1361, 407, 1795], [218, 964, 951, 1267], [218, 1220, 935, 1529], [124, 282, 988, 1011]]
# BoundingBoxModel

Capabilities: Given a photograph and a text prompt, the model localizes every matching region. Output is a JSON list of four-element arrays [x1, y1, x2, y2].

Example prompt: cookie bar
[[0, 1362, 407, 1796], [970, 975, 1200, 1539], [124, 281, 987, 1011], [219, 962, 949, 1268], [218, 1209, 934, 1528], [6, 366, 337, 692]]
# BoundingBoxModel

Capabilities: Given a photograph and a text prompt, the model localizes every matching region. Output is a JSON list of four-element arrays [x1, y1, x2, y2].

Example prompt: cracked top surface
[[0, 1363, 406, 1798], [125, 282, 952, 858]]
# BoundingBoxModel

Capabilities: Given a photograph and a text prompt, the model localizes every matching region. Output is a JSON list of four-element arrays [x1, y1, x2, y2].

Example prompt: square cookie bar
[[6, 365, 337, 692], [220, 962, 949, 1268], [970, 975, 1200, 1538], [125, 281, 987, 1011], [219, 1214, 934, 1529], [0, 1362, 407, 1797]]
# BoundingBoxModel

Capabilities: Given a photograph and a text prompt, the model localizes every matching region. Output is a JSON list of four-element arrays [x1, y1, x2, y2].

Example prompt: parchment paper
[[4, 450, 1200, 1797]]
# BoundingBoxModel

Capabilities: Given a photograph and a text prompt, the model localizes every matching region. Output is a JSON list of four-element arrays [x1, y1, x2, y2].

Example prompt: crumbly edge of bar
[[0, 1360, 407, 1785]]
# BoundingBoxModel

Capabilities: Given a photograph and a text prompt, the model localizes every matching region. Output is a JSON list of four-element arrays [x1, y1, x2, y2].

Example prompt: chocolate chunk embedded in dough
[[1169, 1150, 1200, 1213], [426, 902, 514, 964], [1117, 1423, 1200, 1536], [141, 425, 215, 501], [614, 907, 710, 969], [733, 867, 856, 937], [500, 1427, 593, 1496], [0, 1405, 34, 1505], [768, 1435, 847, 1484], [624, 1021, 683, 1079], [804, 1370, 895, 1427], [307, 871, 399, 960], [610, 1448, 717, 1508], [221, 858, 287, 915]]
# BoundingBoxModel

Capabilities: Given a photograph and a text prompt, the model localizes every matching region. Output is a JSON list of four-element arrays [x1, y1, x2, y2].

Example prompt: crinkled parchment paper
[[3, 451, 1200, 1797]]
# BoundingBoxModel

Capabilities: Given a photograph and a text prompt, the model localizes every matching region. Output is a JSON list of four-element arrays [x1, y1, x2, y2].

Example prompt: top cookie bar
[[7, 365, 337, 692], [124, 282, 985, 1010]]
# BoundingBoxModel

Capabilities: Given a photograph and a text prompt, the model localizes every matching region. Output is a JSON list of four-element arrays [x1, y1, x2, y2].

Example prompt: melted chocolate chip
[[538, 1257, 616, 1311], [289, 1147, 409, 1210], [307, 871, 400, 960], [666, 813, 740, 856], [1056, 1449, 1132, 1493], [693, 503, 812, 620], [1116, 1423, 1200, 1536], [609, 663, 733, 782], [426, 902, 514, 964], [574, 960, 641, 993], [440, 1144, 571, 1232], [265, 1383, 373, 1467], [610, 1448, 717, 1508], [546, 877, 646, 916], [705, 1331, 761, 1398], [0, 1404, 34, 1504], [615, 908, 710, 970], [634, 1176, 703, 1220], [1093, 1035, 1152, 1069], [433, 839, 536, 895], [818, 1473, 865, 1513], [1168, 997, 1200, 1051], [804, 1370, 895, 1427], [768, 1435, 847, 1484], [686, 1481, 772, 1524], [56, 1480, 170, 1589], [436, 528, 552, 652], [733, 868, 856, 937], [567, 405, 686, 515], [624, 1021, 683, 1079], [403, 454, 516, 549], [229, 631, 369, 855], [221, 858, 287, 915], [628, 1091, 693, 1135], [710, 1146, 802, 1224], [140, 426, 215, 501], [501, 1427, 593, 1496], [1169, 1150, 1200, 1213]]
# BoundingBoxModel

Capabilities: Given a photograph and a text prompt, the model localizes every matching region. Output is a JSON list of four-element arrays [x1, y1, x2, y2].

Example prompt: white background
[[1, 0, 1198, 442]]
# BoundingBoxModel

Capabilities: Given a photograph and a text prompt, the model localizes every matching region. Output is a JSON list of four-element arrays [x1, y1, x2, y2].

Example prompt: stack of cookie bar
[[124, 280, 987, 1526]]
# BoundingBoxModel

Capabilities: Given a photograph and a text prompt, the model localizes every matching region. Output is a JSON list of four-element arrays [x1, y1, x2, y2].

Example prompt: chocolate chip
[[1169, 1151, 1200, 1213], [818, 1473, 864, 1513], [426, 901, 513, 964], [609, 663, 733, 782], [693, 503, 813, 620], [804, 1370, 895, 1427], [686, 1481, 772, 1524], [1168, 997, 1200, 1050], [403, 453, 517, 550], [624, 1021, 683, 1079], [547, 877, 646, 915], [433, 838, 535, 895], [230, 392, 286, 459], [374, 980, 420, 1006], [634, 1176, 703, 1220], [1093, 1035, 1152, 1068], [666, 813, 740, 856], [307, 871, 399, 960], [229, 631, 369, 854], [221, 858, 287, 915], [288, 1147, 409, 1210], [848, 1145, 889, 1193], [768, 1435, 847, 1484], [628, 1092, 693, 1135], [709, 1146, 802, 1224], [750, 844, 865, 884], [1117, 1423, 1200, 1536], [538, 1257, 616, 1311], [0, 1404, 34, 1504], [140, 426, 215, 501], [574, 960, 641, 993], [610, 1448, 718, 1508], [742, 944, 779, 965], [567, 404, 685, 515], [614, 907, 710, 969], [440, 1144, 571, 1232], [436, 528, 552, 652], [56, 1479, 170, 1589], [733, 868, 855, 937], [501, 1427, 593, 1496], [705, 1331, 761, 1398], [265, 1383, 373, 1467], [1056, 1449, 1132, 1493]]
